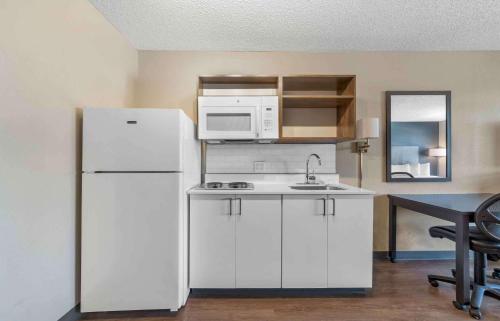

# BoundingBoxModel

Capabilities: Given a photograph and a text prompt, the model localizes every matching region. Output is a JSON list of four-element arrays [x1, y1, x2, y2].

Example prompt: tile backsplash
[[205, 144, 336, 174]]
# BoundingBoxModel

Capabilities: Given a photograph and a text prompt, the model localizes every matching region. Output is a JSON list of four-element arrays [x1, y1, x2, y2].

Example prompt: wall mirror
[[386, 91, 451, 182]]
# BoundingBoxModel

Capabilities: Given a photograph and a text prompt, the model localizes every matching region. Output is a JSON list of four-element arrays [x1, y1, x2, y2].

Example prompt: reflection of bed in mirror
[[391, 146, 439, 178]]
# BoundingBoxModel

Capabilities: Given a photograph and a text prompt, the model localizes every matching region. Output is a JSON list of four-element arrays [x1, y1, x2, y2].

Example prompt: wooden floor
[[80, 260, 500, 321]]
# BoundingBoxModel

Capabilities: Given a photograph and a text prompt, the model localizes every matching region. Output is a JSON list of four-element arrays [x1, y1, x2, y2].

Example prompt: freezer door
[[81, 173, 182, 312], [83, 108, 183, 172]]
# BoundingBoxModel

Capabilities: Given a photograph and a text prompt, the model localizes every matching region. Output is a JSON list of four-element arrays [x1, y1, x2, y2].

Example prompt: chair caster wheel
[[469, 307, 482, 320], [453, 301, 467, 311], [492, 270, 500, 279], [428, 278, 439, 287]]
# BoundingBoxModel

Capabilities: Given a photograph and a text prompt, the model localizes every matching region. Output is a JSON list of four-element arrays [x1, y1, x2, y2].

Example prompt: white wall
[[206, 144, 336, 174], [0, 1, 137, 320]]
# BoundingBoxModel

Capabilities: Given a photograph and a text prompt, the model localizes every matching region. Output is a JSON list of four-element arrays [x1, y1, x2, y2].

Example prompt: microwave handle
[[255, 108, 260, 138]]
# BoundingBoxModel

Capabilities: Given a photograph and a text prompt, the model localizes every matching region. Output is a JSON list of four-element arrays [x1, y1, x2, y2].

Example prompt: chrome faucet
[[305, 153, 322, 184]]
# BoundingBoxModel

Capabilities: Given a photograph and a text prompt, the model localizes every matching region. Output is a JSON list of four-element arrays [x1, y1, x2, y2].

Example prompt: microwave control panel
[[260, 96, 279, 139]]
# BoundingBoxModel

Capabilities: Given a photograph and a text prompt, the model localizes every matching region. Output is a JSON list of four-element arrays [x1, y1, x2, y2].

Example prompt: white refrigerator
[[81, 107, 200, 312]]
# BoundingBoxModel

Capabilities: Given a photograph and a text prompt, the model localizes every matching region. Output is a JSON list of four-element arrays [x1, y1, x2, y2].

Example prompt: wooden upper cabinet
[[280, 75, 356, 143], [197, 74, 357, 143], [198, 75, 279, 96]]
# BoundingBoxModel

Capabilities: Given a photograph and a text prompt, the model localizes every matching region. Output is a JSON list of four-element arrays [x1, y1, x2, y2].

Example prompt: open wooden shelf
[[282, 75, 355, 96], [198, 75, 279, 96], [278, 137, 351, 144], [199, 75, 279, 85], [282, 95, 354, 108], [279, 75, 356, 142]]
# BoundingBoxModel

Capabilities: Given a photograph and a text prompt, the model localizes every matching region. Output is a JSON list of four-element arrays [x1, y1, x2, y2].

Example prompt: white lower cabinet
[[190, 193, 373, 289], [189, 194, 281, 288], [282, 195, 328, 288], [236, 195, 282, 288], [282, 195, 373, 288], [189, 195, 235, 288], [327, 197, 373, 288]]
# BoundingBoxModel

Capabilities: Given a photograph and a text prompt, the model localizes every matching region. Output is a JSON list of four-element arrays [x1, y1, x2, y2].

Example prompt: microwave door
[[199, 106, 257, 139]]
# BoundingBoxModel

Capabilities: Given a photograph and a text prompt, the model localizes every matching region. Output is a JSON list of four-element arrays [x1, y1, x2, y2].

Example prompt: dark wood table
[[388, 193, 493, 309]]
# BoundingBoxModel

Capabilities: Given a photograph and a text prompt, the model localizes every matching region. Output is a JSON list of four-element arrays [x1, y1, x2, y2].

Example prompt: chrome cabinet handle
[[236, 198, 242, 215], [317, 198, 327, 216], [223, 198, 233, 216], [329, 198, 335, 216]]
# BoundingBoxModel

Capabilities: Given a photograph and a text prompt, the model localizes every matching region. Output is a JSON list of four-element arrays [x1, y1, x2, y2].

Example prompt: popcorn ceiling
[[89, 0, 500, 51]]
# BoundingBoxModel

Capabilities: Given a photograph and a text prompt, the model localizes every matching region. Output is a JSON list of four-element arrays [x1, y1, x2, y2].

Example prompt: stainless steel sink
[[289, 185, 346, 191]]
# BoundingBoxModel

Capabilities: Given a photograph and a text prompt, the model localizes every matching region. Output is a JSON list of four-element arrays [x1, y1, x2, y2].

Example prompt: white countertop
[[188, 182, 375, 195]]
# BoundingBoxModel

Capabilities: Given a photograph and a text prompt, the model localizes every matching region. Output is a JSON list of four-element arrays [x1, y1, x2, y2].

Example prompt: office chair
[[427, 194, 500, 319], [468, 194, 500, 319], [494, 268, 500, 279]]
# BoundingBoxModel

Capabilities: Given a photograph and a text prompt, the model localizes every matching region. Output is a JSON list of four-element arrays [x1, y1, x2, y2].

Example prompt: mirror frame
[[386, 91, 452, 182]]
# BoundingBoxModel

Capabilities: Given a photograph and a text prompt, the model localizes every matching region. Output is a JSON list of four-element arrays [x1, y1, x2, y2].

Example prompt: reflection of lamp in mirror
[[428, 148, 446, 157], [356, 118, 380, 188]]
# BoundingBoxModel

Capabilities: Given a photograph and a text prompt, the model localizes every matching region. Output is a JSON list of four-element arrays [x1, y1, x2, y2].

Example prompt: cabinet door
[[282, 195, 328, 288], [327, 196, 373, 288], [235, 195, 282, 288], [189, 195, 235, 288]]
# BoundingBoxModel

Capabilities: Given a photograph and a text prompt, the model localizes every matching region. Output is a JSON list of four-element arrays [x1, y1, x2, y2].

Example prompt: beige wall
[[136, 50, 500, 251], [0, 1, 137, 320]]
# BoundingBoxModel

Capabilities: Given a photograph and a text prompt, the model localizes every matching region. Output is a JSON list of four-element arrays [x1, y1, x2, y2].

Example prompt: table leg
[[453, 215, 470, 310], [388, 199, 397, 263]]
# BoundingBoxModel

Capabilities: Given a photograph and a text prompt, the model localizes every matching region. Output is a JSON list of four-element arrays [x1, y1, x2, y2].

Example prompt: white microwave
[[198, 96, 279, 142]]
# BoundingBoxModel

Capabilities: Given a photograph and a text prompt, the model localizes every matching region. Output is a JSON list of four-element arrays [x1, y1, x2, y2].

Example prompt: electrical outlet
[[254, 161, 265, 173]]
